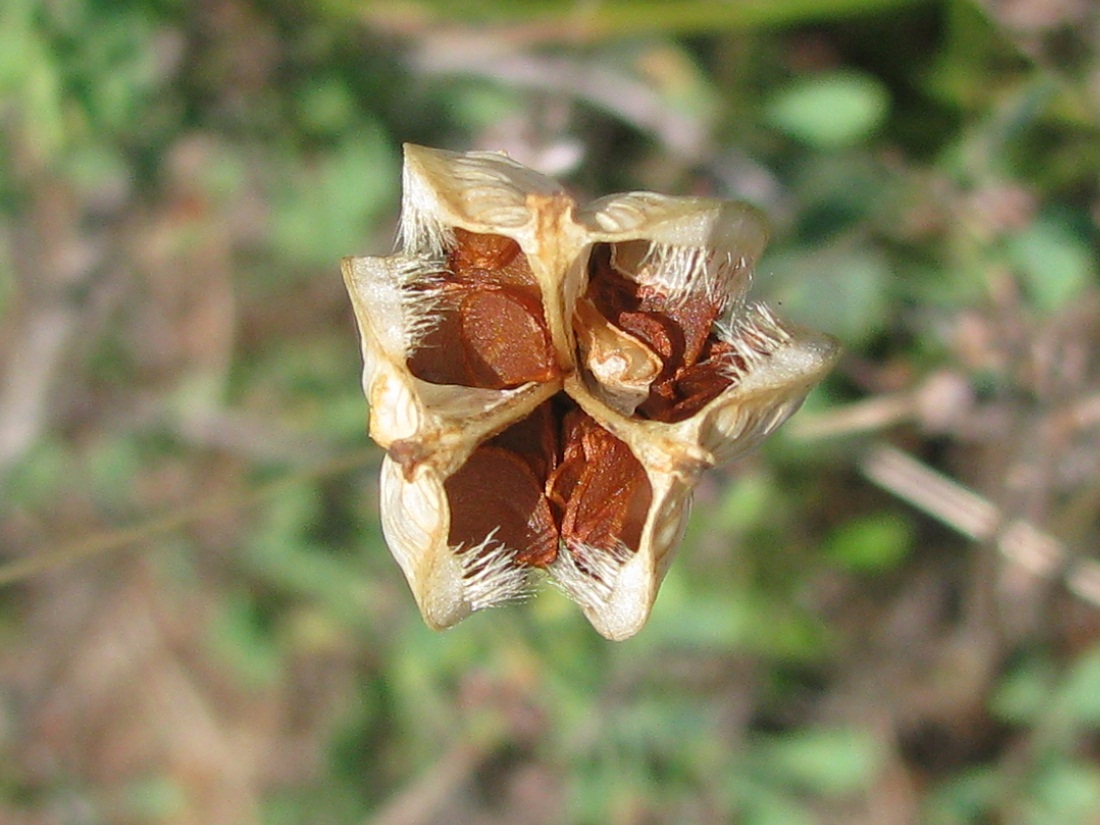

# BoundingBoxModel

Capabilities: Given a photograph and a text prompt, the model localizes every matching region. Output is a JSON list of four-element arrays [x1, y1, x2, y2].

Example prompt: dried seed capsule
[[341, 146, 569, 480], [343, 144, 839, 640]]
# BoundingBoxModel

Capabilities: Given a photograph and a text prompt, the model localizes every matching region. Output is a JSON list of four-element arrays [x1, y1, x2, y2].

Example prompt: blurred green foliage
[[765, 70, 891, 149]]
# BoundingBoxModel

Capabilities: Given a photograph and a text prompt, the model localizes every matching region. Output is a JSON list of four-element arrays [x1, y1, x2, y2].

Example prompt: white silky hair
[[391, 255, 450, 353], [456, 528, 638, 614], [397, 166, 454, 260], [627, 242, 750, 310], [548, 539, 633, 611], [456, 529, 535, 610], [713, 301, 794, 383]]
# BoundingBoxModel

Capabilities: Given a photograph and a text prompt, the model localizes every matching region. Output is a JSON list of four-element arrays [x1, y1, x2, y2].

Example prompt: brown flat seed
[[405, 294, 470, 386], [450, 228, 520, 271], [652, 361, 732, 422], [644, 291, 724, 368], [449, 229, 537, 289], [446, 445, 559, 567], [587, 238, 729, 378], [545, 407, 589, 523], [588, 246, 640, 315], [638, 335, 741, 423], [460, 286, 558, 389], [486, 400, 559, 483], [561, 416, 652, 555], [616, 310, 681, 373]]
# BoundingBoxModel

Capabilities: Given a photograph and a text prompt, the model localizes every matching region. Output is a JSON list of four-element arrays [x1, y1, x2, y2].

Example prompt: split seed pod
[[343, 144, 839, 640]]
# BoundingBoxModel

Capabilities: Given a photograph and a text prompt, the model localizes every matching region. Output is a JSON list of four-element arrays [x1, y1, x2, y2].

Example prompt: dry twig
[[860, 443, 1100, 609]]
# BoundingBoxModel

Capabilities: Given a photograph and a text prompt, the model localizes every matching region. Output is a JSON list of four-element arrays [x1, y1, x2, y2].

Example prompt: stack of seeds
[[343, 145, 838, 640]]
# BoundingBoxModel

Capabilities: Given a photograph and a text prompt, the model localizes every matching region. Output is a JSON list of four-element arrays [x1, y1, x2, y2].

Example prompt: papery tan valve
[[342, 144, 839, 640]]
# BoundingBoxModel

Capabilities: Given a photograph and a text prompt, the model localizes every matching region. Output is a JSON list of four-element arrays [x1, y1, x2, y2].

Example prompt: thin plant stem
[[347, 0, 929, 40], [0, 447, 379, 587]]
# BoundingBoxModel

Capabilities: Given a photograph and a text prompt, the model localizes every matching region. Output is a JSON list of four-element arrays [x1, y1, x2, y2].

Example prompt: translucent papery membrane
[[379, 456, 470, 629], [548, 539, 634, 610], [701, 303, 840, 465], [577, 193, 768, 303], [608, 240, 742, 309], [380, 455, 535, 628], [399, 144, 565, 257]]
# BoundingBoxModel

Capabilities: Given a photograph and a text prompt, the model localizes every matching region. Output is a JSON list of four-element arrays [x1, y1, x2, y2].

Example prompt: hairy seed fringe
[[391, 255, 448, 351], [713, 302, 794, 383], [397, 199, 454, 260], [549, 540, 633, 610], [635, 244, 747, 309], [457, 529, 534, 610]]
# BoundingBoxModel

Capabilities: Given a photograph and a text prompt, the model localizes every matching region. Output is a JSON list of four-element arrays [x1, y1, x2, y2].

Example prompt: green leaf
[[717, 473, 776, 533], [764, 246, 892, 347], [2, 439, 72, 508], [0, 235, 12, 322], [336, 0, 930, 38], [0, 0, 35, 92], [993, 645, 1100, 728], [122, 776, 187, 820], [296, 78, 359, 137], [766, 71, 890, 149], [742, 793, 815, 825], [1006, 212, 1095, 313], [823, 512, 913, 573], [209, 593, 284, 688], [84, 434, 144, 506], [1057, 644, 1100, 726], [756, 727, 879, 795], [271, 126, 399, 268], [991, 655, 1051, 724], [923, 767, 1002, 825], [1024, 761, 1100, 824]]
